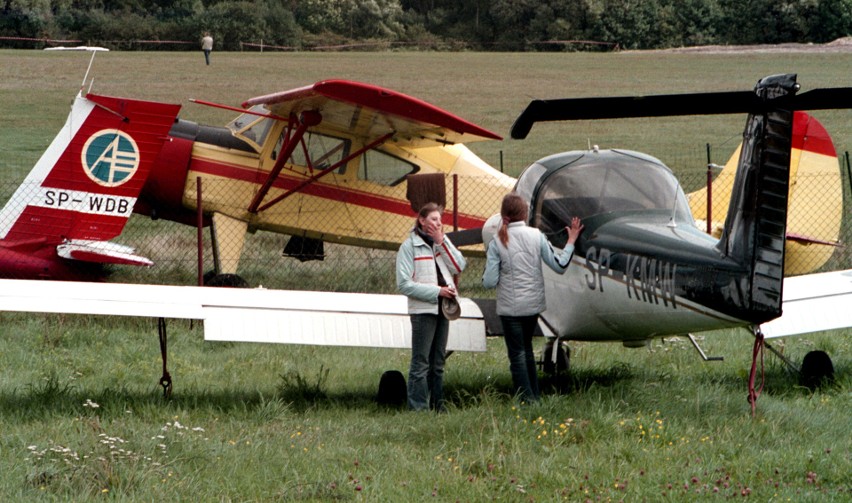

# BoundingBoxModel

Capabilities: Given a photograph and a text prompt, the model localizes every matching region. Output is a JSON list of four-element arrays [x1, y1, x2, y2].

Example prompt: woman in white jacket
[[482, 193, 583, 402], [397, 203, 466, 411]]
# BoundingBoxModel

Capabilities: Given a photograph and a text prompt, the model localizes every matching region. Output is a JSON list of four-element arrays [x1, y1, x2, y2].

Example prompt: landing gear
[[203, 271, 249, 288], [541, 338, 570, 376], [760, 336, 836, 390], [799, 350, 834, 390]]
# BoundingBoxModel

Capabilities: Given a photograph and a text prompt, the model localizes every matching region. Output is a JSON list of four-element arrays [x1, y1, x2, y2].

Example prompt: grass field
[[0, 50, 850, 501]]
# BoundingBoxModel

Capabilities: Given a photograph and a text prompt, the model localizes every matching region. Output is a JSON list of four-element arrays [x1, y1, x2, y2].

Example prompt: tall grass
[[1, 322, 849, 500], [0, 50, 850, 500]]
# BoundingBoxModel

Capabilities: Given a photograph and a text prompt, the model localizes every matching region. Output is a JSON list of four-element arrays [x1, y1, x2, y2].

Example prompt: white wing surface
[[759, 269, 852, 338], [0, 279, 486, 352]]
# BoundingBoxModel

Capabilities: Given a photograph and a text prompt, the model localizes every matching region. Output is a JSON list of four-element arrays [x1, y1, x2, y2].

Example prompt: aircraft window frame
[[271, 130, 352, 176], [227, 106, 275, 152], [358, 148, 419, 187]]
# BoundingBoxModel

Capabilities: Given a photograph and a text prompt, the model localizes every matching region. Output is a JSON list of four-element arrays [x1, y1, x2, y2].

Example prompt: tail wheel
[[541, 339, 570, 376], [799, 350, 834, 390], [204, 272, 249, 288]]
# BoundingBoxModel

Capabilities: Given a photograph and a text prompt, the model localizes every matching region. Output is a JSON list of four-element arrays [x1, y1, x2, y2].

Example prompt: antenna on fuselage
[[80, 47, 109, 94], [667, 171, 679, 229], [43, 45, 109, 96]]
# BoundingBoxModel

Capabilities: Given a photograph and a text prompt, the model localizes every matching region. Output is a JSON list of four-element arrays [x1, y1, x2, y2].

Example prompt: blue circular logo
[[81, 129, 140, 187]]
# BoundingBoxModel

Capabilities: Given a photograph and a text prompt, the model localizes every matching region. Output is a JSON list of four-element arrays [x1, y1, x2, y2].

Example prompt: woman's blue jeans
[[500, 314, 540, 402], [408, 313, 449, 411]]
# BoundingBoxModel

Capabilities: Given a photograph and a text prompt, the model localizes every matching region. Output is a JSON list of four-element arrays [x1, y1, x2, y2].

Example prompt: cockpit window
[[358, 149, 419, 186], [273, 131, 350, 174], [227, 105, 274, 151], [528, 150, 694, 239]]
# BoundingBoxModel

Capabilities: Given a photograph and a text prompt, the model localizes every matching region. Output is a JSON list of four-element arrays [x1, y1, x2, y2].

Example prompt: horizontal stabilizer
[[57, 240, 153, 266], [759, 269, 852, 338], [0, 280, 486, 352], [511, 81, 852, 139]]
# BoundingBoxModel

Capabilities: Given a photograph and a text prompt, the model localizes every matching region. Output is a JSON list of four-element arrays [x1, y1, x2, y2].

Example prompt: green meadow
[[0, 49, 850, 501]]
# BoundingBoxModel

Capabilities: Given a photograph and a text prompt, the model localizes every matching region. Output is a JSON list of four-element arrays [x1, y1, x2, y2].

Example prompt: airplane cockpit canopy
[[516, 149, 695, 246]]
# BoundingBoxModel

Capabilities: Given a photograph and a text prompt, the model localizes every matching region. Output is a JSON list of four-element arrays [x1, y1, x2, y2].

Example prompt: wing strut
[[248, 111, 320, 213], [254, 131, 394, 213]]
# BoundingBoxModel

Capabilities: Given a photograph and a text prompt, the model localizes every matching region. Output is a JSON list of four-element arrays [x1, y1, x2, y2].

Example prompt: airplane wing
[[0, 279, 486, 352], [241, 79, 502, 148], [759, 269, 852, 338]]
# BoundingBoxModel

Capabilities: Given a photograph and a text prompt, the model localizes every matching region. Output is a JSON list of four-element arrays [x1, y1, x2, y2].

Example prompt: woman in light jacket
[[482, 193, 583, 402], [397, 202, 466, 411]]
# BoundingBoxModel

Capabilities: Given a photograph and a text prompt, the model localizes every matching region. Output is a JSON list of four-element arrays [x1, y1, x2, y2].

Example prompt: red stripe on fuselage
[[190, 158, 487, 229]]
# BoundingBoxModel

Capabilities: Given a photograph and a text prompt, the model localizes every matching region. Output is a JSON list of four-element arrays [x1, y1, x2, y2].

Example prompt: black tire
[[799, 350, 834, 390], [204, 273, 249, 288], [376, 370, 407, 407]]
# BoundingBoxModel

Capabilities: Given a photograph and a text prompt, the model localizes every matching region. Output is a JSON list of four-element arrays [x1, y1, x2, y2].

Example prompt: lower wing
[[0, 279, 485, 352], [759, 269, 852, 338]]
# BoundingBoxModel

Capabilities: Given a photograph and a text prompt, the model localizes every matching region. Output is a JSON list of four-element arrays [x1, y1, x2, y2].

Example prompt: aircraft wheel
[[799, 350, 834, 390], [542, 340, 570, 376], [375, 370, 406, 407], [204, 273, 249, 288]]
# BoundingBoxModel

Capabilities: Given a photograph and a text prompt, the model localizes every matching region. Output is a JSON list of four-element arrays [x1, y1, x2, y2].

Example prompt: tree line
[[2, 0, 851, 51]]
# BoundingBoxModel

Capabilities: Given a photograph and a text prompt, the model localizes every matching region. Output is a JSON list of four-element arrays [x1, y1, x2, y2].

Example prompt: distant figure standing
[[201, 32, 213, 65]]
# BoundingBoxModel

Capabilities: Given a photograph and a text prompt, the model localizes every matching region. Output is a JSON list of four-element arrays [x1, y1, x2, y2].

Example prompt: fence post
[[452, 174, 458, 232], [197, 176, 203, 286], [706, 143, 712, 234]]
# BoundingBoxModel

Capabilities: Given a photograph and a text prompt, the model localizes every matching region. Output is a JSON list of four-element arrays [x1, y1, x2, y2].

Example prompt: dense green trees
[[1, 0, 850, 50]]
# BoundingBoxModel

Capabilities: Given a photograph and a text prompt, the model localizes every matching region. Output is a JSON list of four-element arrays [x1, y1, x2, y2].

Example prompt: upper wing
[[241, 79, 501, 148], [0, 279, 486, 352], [759, 269, 852, 338]]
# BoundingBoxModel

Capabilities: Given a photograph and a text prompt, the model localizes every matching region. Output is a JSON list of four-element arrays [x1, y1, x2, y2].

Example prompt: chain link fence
[[0, 166, 849, 296]]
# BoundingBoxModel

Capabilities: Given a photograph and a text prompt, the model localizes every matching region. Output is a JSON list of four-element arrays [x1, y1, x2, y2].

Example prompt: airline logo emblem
[[81, 129, 140, 187]]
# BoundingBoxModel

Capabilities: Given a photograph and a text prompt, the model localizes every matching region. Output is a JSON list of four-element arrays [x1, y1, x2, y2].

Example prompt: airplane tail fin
[[783, 112, 842, 274], [715, 75, 799, 322], [0, 93, 181, 247], [689, 111, 842, 276]]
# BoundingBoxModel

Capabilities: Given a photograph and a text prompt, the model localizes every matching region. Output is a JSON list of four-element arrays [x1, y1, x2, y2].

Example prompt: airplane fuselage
[[138, 117, 513, 256], [544, 212, 750, 343]]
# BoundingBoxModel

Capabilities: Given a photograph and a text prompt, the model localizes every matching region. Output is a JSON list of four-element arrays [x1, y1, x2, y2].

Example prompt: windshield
[[226, 105, 275, 150], [524, 149, 694, 238]]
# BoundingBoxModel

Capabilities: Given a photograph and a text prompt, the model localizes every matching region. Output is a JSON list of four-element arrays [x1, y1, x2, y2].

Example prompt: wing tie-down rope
[[748, 326, 766, 417], [158, 317, 172, 399]]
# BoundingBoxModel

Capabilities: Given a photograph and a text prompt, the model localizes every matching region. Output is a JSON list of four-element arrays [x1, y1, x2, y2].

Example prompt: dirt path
[[629, 36, 852, 54]]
